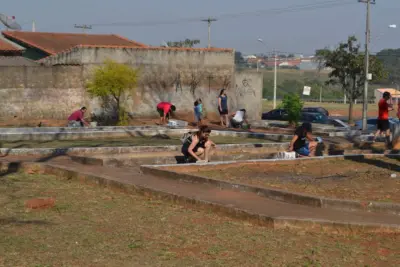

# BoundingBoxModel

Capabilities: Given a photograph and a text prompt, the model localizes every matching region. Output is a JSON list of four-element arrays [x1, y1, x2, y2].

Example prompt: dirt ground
[[0, 172, 398, 267], [170, 157, 400, 203]]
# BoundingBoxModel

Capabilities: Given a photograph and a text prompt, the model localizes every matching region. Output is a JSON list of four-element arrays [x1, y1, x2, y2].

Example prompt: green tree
[[315, 36, 387, 124], [235, 51, 245, 65], [166, 39, 200, 48], [86, 60, 139, 125], [376, 48, 400, 84], [280, 93, 303, 126]]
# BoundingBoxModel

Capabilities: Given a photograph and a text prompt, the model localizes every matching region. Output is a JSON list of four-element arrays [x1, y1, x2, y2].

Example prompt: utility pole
[[74, 24, 92, 33], [273, 49, 277, 109], [359, 0, 375, 131], [201, 17, 217, 48]]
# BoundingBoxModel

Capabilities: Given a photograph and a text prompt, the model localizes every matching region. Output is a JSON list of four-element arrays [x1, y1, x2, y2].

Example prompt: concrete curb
[[140, 154, 400, 216], [18, 162, 400, 234], [0, 142, 289, 157]]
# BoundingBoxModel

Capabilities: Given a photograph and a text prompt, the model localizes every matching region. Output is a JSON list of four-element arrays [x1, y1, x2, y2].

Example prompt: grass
[[0, 172, 398, 266], [178, 157, 400, 203], [0, 136, 280, 149]]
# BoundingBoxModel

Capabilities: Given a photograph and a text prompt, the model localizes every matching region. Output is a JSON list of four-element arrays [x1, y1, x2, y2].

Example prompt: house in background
[[1, 31, 148, 61], [0, 35, 38, 66], [374, 88, 400, 103]]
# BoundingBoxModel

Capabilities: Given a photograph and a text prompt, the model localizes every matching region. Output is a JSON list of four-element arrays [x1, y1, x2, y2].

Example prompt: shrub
[[86, 60, 138, 125], [280, 93, 303, 126]]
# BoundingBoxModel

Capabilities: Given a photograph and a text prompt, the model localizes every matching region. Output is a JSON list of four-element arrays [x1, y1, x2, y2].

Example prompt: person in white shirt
[[230, 109, 249, 128]]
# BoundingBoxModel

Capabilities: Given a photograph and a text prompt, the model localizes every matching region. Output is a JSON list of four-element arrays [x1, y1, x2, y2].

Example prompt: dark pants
[[230, 119, 243, 128]]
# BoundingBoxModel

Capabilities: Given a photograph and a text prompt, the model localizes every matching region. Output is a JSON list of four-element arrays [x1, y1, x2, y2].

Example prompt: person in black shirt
[[289, 122, 318, 157], [181, 126, 216, 163]]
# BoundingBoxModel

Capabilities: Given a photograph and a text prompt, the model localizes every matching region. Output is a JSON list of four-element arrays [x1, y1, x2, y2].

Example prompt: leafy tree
[[315, 36, 387, 124], [376, 48, 400, 84], [280, 93, 303, 126], [288, 54, 295, 58], [278, 54, 287, 59], [166, 39, 200, 48], [86, 60, 139, 125]]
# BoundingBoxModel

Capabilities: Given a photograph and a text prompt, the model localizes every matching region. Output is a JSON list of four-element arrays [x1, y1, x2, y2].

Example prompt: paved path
[[1, 155, 399, 230]]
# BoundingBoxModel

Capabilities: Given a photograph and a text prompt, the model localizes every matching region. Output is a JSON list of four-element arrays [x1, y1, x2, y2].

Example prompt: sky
[[2, 0, 400, 55]]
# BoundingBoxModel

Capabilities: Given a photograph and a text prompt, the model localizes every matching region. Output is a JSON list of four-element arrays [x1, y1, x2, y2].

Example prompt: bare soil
[[171, 157, 400, 203], [0, 172, 398, 266]]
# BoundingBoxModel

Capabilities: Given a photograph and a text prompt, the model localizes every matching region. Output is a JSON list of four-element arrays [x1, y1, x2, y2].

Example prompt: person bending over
[[289, 122, 318, 157], [230, 109, 249, 129], [157, 102, 176, 125], [67, 107, 89, 127], [181, 126, 216, 163]]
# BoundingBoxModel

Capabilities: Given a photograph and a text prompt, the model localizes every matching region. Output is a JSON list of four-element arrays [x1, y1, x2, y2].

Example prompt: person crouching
[[181, 126, 216, 163], [289, 122, 318, 157], [67, 107, 89, 127]]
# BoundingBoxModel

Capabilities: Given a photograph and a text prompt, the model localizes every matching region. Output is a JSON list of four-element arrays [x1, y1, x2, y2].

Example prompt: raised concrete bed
[[0, 142, 289, 157], [0, 128, 293, 141], [141, 154, 400, 216]]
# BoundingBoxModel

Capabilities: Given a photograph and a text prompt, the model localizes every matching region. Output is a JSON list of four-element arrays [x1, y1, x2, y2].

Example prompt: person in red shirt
[[374, 92, 393, 145], [67, 107, 89, 127], [157, 102, 176, 125]]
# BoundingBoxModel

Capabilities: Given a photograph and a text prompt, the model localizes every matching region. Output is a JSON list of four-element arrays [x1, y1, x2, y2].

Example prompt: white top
[[233, 110, 245, 122]]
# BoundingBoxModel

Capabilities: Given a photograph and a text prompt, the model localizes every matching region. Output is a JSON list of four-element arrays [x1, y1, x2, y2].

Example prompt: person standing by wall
[[194, 98, 203, 126], [373, 91, 392, 147], [218, 89, 229, 127]]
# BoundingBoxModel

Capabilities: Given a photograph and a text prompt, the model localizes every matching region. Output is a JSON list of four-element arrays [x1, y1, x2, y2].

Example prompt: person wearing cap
[[156, 102, 176, 125], [373, 91, 393, 145], [67, 107, 89, 127], [289, 122, 318, 157]]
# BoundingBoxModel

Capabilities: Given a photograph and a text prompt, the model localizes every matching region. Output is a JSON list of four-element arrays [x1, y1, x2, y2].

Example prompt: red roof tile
[[0, 37, 22, 52], [2, 31, 148, 55]]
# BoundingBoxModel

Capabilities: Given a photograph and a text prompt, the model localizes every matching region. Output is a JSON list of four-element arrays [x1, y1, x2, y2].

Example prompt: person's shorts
[[377, 119, 389, 131], [157, 108, 169, 118], [230, 119, 242, 128], [296, 143, 310, 156], [181, 142, 206, 162], [219, 108, 228, 115], [68, 121, 83, 127], [195, 113, 202, 122]]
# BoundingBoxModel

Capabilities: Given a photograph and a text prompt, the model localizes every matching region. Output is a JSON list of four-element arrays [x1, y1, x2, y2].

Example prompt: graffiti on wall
[[235, 77, 255, 97]]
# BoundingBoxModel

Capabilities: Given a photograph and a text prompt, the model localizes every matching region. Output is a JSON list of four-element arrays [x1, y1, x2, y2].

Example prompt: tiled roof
[[0, 35, 23, 52], [2, 31, 148, 55], [0, 56, 39, 66]]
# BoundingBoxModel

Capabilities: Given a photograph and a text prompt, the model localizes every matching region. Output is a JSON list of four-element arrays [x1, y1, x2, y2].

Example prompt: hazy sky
[[2, 0, 400, 55]]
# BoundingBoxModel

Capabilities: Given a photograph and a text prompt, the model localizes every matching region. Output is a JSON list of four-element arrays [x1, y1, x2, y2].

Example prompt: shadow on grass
[[0, 217, 54, 226]]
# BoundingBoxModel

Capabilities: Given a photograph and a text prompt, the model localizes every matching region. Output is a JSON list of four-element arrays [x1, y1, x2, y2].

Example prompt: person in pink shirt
[[67, 107, 89, 127], [157, 102, 176, 125]]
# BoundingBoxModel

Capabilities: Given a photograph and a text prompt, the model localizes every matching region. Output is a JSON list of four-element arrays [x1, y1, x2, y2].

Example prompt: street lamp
[[258, 38, 277, 109]]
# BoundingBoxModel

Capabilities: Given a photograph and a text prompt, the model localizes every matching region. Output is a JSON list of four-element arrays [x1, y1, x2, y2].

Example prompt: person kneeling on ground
[[157, 101, 176, 125], [230, 109, 250, 129], [289, 122, 318, 157], [67, 107, 89, 127], [181, 126, 216, 163]]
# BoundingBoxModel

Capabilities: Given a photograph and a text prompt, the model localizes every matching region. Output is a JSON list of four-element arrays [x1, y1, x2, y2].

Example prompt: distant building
[[1, 31, 148, 60], [0, 35, 38, 66], [375, 88, 400, 103]]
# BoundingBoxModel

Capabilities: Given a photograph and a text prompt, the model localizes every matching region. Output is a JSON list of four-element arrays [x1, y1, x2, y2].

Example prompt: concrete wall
[[0, 47, 263, 121]]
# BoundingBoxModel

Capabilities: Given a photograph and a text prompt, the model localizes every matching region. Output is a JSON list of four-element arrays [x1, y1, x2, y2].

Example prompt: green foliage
[[280, 93, 303, 126], [315, 35, 387, 123], [376, 48, 400, 84], [117, 107, 129, 126], [86, 60, 138, 124], [167, 39, 200, 48]]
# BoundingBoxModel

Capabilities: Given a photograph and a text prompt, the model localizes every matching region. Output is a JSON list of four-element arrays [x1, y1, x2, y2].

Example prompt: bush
[[86, 60, 138, 125], [280, 93, 303, 126]]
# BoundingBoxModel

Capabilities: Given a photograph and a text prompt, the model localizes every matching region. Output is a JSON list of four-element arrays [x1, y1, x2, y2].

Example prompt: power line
[[89, 0, 355, 28]]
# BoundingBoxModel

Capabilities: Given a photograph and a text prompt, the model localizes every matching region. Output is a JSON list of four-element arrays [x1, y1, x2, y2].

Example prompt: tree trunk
[[348, 97, 354, 125], [115, 97, 120, 123]]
